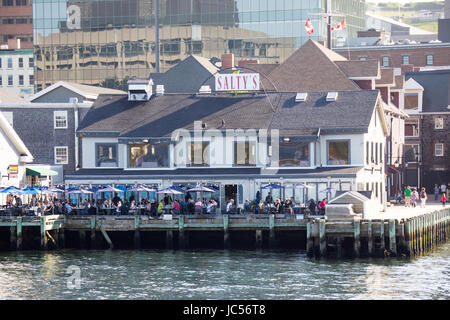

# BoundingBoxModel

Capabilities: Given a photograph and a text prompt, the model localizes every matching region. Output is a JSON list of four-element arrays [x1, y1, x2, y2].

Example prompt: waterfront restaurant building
[[66, 79, 389, 213]]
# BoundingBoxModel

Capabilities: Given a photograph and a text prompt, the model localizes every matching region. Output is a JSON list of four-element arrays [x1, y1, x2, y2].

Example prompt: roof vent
[[156, 85, 165, 96], [198, 85, 212, 95], [295, 92, 308, 102], [326, 92, 338, 102], [201, 122, 207, 129], [127, 78, 153, 101]]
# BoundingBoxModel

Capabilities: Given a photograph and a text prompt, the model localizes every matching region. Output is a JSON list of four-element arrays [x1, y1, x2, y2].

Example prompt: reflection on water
[[0, 243, 449, 300]]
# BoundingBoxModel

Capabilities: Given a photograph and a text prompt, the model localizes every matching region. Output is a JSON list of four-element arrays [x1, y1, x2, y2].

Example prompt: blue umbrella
[[22, 187, 40, 195], [261, 183, 284, 189], [0, 186, 24, 194]]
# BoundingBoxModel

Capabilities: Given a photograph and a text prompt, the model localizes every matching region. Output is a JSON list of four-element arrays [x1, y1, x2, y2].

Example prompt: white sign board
[[215, 73, 259, 91]]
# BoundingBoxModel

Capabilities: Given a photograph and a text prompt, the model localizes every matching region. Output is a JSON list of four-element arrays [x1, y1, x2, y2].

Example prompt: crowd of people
[[396, 183, 449, 208]]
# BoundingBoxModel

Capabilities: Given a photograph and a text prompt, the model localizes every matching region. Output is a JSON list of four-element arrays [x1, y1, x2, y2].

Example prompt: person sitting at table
[[44, 201, 54, 215], [163, 193, 172, 206], [275, 198, 282, 214], [120, 200, 129, 215], [206, 199, 215, 214], [195, 198, 203, 213], [318, 198, 327, 215], [265, 192, 273, 204], [243, 199, 250, 214], [88, 201, 97, 215], [130, 199, 137, 209], [172, 199, 180, 215], [114, 200, 122, 215], [187, 199, 195, 215], [226, 199, 235, 213], [64, 201, 72, 215], [284, 199, 294, 215], [150, 200, 158, 216], [307, 199, 316, 215], [157, 200, 164, 216]]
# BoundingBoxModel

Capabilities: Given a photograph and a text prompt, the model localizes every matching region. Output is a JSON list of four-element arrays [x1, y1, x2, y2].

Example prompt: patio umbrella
[[127, 186, 157, 203], [22, 187, 40, 195], [187, 185, 216, 192], [0, 186, 24, 194], [261, 183, 284, 189], [48, 187, 65, 193], [97, 186, 124, 193], [293, 184, 314, 204], [157, 187, 183, 194]]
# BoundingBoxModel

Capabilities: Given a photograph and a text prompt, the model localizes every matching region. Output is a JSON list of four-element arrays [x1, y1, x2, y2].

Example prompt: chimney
[[221, 53, 234, 70], [401, 64, 414, 75], [127, 78, 153, 101], [7, 38, 20, 49]]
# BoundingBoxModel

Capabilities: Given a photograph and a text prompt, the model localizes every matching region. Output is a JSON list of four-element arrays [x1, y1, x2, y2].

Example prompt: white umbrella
[[187, 186, 217, 192], [128, 186, 157, 192], [293, 183, 314, 189], [157, 187, 183, 194], [97, 186, 124, 193]]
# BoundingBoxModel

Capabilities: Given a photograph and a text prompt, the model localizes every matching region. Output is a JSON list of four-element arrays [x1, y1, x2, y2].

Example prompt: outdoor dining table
[[162, 205, 173, 215]]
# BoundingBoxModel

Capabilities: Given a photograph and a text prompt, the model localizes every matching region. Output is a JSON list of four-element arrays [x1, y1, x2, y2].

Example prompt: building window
[[234, 141, 255, 166], [404, 93, 418, 110], [402, 55, 410, 65], [0, 75, 2, 86], [327, 140, 350, 165], [405, 121, 419, 136], [28, 57, 34, 68], [0, 58, 2, 68], [405, 144, 419, 162], [18, 58, 23, 68], [375, 142, 378, 165], [382, 56, 389, 67], [279, 140, 310, 167], [188, 142, 210, 167], [7, 58, 12, 68], [435, 143, 444, 157], [366, 141, 369, 165], [54, 147, 68, 164], [426, 54, 433, 65], [53, 111, 68, 129], [128, 143, 169, 168], [29, 74, 34, 85], [96, 143, 117, 167], [359, 56, 367, 61], [8, 75, 13, 86], [18, 75, 23, 85], [435, 117, 443, 129]]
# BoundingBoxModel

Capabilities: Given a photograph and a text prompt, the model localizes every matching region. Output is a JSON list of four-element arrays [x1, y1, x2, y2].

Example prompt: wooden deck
[[0, 208, 449, 258]]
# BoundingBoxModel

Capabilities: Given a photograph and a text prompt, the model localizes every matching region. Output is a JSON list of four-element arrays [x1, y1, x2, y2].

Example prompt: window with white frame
[[8, 75, 13, 86], [426, 54, 433, 65], [435, 117, 443, 129], [18, 75, 23, 85], [402, 55, 410, 65], [54, 146, 68, 164], [18, 58, 23, 68], [7, 58, 12, 68], [435, 143, 443, 157], [382, 56, 389, 67], [54, 110, 68, 129]]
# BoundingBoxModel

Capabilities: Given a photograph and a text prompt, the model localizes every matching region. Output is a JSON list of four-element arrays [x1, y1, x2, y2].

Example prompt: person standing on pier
[[434, 184, 439, 201], [420, 187, 427, 208], [441, 183, 447, 196], [404, 186, 412, 207], [410, 188, 418, 208], [441, 193, 447, 207]]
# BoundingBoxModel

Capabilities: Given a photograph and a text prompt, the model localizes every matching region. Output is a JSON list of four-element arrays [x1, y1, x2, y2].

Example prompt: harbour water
[[0, 243, 449, 300]]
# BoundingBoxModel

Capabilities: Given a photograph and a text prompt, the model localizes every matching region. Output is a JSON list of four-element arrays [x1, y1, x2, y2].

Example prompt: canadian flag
[[331, 20, 346, 31], [305, 18, 314, 35]]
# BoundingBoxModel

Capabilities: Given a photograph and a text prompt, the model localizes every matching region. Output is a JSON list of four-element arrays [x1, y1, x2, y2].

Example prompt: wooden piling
[[268, 214, 275, 249], [336, 236, 344, 258], [367, 221, 373, 257], [134, 216, 140, 249], [255, 230, 262, 249], [100, 225, 113, 249], [178, 216, 185, 249], [40, 217, 48, 250], [388, 220, 396, 256], [166, 230, 173, 249], [16, 216, 22, 250], [379, 219, 385, 256], [353, 220, 360, 258], [79, 230, 86, 249], [306, 221, 313, 257], [10, 226, 16, 250], [90, 216, 96, 249], [223, 215, 230, 249], [404, 219, 411, 256], [319, 219, 327, 257]]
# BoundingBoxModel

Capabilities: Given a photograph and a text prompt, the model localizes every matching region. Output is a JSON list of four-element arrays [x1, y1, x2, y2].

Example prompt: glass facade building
[[33, 0, 366, 90]]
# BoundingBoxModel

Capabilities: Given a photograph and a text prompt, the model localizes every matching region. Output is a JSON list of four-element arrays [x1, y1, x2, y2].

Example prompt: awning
[[26, 167, 58, 177], [386, 165, 400, 175]]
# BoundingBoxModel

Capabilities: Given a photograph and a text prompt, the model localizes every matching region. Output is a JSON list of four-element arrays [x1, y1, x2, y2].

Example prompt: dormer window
[[404, 93, 418, 110], [295, 92, 307, 102], [326, 92, 338, 102]]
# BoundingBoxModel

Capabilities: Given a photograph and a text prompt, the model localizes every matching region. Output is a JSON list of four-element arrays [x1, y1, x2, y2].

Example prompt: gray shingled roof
[[335, 60, 379, 78], [78, 90, 380, 138], [405, 70, 450, 113], [150, 55, 218, 94]]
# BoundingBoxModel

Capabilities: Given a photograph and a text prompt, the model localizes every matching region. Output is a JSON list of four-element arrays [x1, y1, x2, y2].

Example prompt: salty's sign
[[215, 73, 259, 91]]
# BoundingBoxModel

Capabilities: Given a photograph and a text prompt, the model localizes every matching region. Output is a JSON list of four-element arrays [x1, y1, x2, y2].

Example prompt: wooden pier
[[0, 208, 449, 258]]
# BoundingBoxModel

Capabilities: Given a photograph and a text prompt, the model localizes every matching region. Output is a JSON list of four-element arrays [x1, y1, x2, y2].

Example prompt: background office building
[[33, 0, 366, 90]]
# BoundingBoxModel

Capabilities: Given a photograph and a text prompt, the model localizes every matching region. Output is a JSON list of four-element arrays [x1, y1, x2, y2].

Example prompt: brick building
[[403, 69, 450, 191], [0, 0, 33, 49], [334, 42, 450, 72]]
